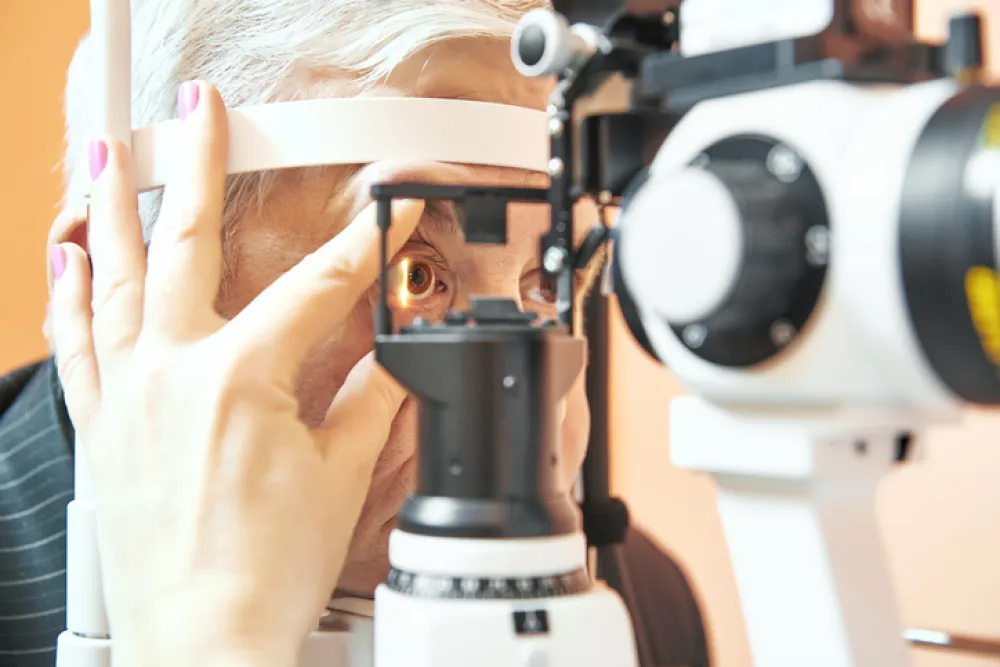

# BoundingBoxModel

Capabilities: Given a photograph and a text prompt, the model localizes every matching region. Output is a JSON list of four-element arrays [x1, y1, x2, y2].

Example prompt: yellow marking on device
[[984, 103, 1000, 148], [965, 266, 1000, 368]]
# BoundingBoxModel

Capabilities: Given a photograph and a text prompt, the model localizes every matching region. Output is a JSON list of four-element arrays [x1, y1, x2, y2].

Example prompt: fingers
[[49, 243, 101, 433], [315, 352, 407, 473], [87, 137, 146, 368], [144, 81, 229, 338], [232, 198, 425, 378]]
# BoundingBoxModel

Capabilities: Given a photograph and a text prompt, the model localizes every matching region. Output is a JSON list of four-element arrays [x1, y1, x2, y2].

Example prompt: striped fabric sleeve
[[0, 362, 74, 667]]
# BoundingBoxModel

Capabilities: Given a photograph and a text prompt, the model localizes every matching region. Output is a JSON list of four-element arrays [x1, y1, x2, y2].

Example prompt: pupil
[[409, 265, 429, 290]]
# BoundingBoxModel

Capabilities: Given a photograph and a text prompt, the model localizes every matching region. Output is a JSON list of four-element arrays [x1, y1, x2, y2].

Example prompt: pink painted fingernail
[[178, 81, 200, 120], [50, 244, 67, 281], [88, 140, 108, 181]]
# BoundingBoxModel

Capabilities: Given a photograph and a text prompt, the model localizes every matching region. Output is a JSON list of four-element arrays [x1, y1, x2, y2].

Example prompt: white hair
[[61, 0, 548, 242]]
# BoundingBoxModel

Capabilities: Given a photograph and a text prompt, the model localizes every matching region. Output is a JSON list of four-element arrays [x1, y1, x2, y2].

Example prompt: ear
[[45, 208, 88, 293]]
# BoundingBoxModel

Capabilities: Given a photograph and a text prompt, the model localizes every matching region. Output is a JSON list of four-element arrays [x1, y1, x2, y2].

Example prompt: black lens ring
[[899, 85, 1000, 404]]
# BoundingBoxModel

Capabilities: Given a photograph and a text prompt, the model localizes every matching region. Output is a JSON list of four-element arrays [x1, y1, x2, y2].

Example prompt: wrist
[[114, 644, 298, 667], [104, 586, 308, 667], [112, 629, 300, 667]]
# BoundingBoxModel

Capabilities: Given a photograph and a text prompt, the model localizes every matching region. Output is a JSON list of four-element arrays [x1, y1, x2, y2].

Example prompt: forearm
[[109, 609, 302, 667]]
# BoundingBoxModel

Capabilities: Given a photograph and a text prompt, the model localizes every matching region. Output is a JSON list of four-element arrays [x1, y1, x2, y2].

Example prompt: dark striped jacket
[[0, 358, 711, 667]]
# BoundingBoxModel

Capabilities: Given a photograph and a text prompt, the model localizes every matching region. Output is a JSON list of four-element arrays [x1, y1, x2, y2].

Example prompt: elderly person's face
[[202, 41, 597, 596]]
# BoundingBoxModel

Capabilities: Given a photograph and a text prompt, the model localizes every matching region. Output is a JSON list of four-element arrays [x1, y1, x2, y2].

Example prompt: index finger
[[143, 81, 229, 338], [229, 197, 425, 377], [87, 138, 147, 369]]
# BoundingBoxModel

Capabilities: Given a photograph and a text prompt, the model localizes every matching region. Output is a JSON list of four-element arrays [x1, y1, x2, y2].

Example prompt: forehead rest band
[[79, 97, 550, 199]]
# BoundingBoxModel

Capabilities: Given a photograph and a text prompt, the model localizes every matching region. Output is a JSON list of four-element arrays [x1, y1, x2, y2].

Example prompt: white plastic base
[[297, 622, 374, 667], [55, 631, 112, 667], [671, 395, 913, 667], [65, 498, 108, 637], [374, 583, 637, 667], [374, 531, 638, 667]]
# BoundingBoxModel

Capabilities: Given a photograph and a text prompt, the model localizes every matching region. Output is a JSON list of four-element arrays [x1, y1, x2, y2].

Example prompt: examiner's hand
[[47, 80, 424, 667]]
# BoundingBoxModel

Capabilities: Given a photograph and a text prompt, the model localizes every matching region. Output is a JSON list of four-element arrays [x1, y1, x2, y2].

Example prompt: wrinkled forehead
[[439, 164, 549, 189]]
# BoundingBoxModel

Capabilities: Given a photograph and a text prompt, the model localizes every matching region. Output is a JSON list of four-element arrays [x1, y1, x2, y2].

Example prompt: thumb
[[315, 352, 407, 476]]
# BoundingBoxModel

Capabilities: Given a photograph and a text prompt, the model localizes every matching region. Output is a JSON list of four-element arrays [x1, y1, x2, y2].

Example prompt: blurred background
[[0, 1, 997, 666]]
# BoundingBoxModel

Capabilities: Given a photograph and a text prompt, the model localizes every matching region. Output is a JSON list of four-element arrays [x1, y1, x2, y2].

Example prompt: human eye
[[520, 269, 567, 314], [523, 274, 554, 309], [521, 268, 593, 319], [387, 244, 452, 318]]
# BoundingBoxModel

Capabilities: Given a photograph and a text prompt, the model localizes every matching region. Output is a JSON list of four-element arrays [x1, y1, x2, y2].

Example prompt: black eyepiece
[[518, 24, 547, 67]]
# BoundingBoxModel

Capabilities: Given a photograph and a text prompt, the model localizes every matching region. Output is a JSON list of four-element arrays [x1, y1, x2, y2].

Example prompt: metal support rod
[[582, 271, 611, 500], [376, 197, 393, 337]]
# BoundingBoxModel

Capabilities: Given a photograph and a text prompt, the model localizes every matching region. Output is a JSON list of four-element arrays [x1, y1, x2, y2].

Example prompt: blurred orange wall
[[1, 4, 999, 667], [610, 4, 1000, 667], [0, 2, 89, 374]]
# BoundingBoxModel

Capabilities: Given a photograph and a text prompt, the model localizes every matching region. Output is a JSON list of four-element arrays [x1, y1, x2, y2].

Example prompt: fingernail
[[178, 81, 200, 120], [50, 245, 67, 281], [88, 140, 108, 181]]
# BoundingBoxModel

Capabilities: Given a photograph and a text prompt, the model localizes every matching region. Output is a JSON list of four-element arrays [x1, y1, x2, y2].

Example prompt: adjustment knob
[[618, 136, 830, 367]]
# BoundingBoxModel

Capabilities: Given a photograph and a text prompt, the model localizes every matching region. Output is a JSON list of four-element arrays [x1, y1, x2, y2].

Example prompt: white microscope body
[[512, 4, 991, 661], [503, 1, 999, 666], [617, 77, 964, 667], [615, 28, 999, 667]]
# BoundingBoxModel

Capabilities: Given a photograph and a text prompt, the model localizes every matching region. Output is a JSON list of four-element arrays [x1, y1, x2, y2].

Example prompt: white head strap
[[129, 97, 549, 193]]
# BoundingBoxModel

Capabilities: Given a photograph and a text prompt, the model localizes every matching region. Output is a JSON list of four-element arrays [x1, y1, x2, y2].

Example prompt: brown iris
[[395, 257, 436, 307]]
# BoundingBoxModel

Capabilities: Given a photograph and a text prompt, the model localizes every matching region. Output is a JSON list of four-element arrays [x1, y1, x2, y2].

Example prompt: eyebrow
[[419, 200, 461, 236]]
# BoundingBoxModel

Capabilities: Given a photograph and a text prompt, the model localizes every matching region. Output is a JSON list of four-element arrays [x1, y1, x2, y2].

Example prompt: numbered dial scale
[[385, 567, 592, 600]]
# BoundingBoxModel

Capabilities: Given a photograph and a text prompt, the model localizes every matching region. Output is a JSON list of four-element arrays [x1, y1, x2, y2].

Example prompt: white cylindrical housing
[[619, 78, 965, 424], [65, 446, 109, 637], [65, 501, 109, 637], [620, 167, 745, 325], [389, 531, 586, 578], [55, 631, 112, 667]]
